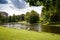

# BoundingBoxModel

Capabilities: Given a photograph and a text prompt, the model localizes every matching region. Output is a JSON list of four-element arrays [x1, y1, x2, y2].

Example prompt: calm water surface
[[3, 23, 41, 32], [3, 23, 60, 34]]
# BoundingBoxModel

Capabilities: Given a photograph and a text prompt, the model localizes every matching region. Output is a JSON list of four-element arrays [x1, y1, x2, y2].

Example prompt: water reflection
[[3, 23, 41, 32], [42, 25, 60, 34], [3, 23, 60, 34], [27, 24, 41, 32]]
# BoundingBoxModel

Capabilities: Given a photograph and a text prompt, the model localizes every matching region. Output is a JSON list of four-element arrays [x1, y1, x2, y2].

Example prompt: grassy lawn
[[0, 26, 60, 40]]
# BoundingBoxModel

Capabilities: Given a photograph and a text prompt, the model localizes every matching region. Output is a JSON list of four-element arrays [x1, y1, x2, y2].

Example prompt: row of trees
[[0, 14, 25, 24], [0, 10, 40, 24], [8, 14, 25, 22]]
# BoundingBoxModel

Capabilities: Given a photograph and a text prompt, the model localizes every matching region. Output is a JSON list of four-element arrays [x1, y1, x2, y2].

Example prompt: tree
[[12, 14, 17, 22], [20, 14, 25, 21], [25, 12, 30, 22], [16, 15, 21, 21], [26, 0, 41, 6], [8, 16, 12, 22], [41, 0, 57, 23], [8, 14, 17, 22], [26, 0, 47, 6], [0, 13, 3, 24], [25, 10, 39, 24], [26, 0, 58, 23]]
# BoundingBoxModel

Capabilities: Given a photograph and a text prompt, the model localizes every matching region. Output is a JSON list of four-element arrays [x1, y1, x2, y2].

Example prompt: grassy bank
[[18, 21, 28, 25], [0, 26, 60, 40], [18, 21, 41, 25]]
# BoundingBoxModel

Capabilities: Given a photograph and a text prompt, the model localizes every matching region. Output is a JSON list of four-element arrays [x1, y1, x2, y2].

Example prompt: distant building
[[0, 12, 8, 17]]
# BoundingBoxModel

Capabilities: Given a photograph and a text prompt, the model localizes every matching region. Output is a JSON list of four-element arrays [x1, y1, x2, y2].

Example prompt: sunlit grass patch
[[0, 26, 60, 40]]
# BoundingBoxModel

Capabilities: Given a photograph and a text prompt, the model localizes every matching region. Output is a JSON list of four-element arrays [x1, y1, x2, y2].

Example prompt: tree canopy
[[25, 10, 39, 24]]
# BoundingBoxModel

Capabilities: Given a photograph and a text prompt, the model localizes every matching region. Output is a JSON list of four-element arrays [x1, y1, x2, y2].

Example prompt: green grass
[[0, 26, 60, 40], [18, 21, 28, 25]]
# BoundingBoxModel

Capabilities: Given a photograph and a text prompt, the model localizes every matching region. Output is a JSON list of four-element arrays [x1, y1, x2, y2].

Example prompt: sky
[[0, 0, 43, 16], [0, 0, 7, 4]]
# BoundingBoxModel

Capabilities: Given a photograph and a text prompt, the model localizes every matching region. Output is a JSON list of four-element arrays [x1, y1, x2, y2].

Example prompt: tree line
[[0, 13, 25, 24], [0, 10, 39, 24]]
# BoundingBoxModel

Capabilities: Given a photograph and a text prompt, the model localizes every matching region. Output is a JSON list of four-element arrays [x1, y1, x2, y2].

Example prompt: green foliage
[[50, 14, 59, 22], [27, 0, 60, 24], [0, 13, 4, 24], [0, 14, 25, 24], [15, 14, 25, 21], [26, 0, 47, 6], [20, 14, 25, 21], [41, 0, 58, 24], [8, 14, 17, 22], [8, 14, 25, 22], [12, 14, 17, 22], [0, 13, 8, 24], [25, 12, 30, 22], [26, 0, 42, 6], [25, 10, 39, 24], [56, 0, 60, 23]]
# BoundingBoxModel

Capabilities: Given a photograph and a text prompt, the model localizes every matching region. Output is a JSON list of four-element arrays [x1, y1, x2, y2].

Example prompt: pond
[[3, 23, 41, 32], [3, 23, 60, 34]]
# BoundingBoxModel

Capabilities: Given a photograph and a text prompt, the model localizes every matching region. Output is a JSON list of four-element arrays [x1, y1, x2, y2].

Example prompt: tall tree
[[25, 10, 39, 24]]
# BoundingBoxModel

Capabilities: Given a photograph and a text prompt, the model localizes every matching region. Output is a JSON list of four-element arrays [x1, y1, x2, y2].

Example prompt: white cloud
[[0, 0, 43, 16]]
